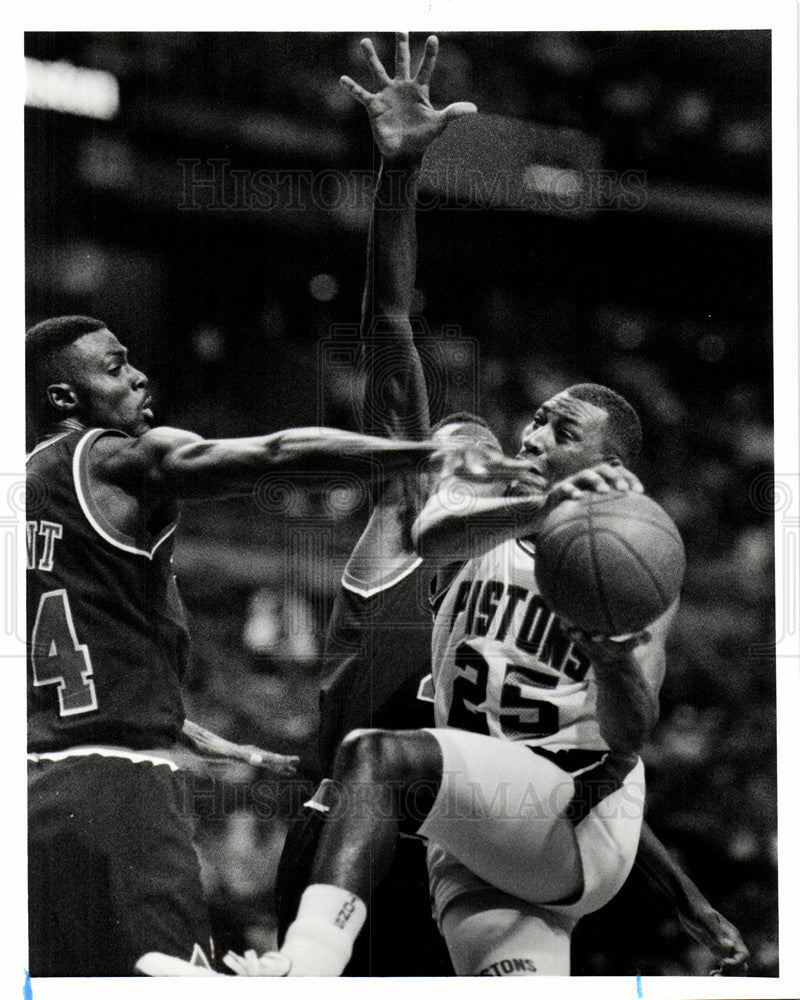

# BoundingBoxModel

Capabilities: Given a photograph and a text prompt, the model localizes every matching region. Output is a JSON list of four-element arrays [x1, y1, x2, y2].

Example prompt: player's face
[[432, 422, 503, 472], [517, 392, 610, 488], [64, 328, 153, 436], [427, 421, 504, 498]]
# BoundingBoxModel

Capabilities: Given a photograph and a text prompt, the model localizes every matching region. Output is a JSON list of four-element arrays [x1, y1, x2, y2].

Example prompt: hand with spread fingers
[[341, 31, 477, 161], [181, 719, 300, 776]]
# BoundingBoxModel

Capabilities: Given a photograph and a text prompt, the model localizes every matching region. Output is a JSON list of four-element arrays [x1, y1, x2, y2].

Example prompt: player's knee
[[335, 728, 404, 783], [335, 728, 437, 787]]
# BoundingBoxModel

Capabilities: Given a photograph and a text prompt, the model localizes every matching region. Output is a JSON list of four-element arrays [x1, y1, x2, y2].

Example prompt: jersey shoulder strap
[[430, 560, 467, 615], [73, 428, 176, 560]]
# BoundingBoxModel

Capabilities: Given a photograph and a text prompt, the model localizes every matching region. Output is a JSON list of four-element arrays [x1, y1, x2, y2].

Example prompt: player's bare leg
[[310, 728, 442, 895], [280, 728, 443, 975], [279, 727, 586, 976], [440, 889, 574, 976]]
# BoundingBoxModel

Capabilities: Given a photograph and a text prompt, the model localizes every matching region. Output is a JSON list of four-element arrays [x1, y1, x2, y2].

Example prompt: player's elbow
[[601, 725, 645, 757]]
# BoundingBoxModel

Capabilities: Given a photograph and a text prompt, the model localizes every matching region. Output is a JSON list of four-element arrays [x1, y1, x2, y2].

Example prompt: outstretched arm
[[91, 424, 439, 501], [636, 822, 750, 975], [344, 32, 476, 440], [180, 719, 299, 777]]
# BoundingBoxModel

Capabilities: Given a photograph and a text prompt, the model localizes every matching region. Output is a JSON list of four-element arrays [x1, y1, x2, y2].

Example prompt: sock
[[281, 883, 367, 976]]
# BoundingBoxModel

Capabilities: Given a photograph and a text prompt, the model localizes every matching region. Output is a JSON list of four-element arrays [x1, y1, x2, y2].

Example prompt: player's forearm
[[181, 719, 299, 775], [593, 655, 659, 755], [181, 719, 238, 756], [362, 158, 421, 321], [361, 159, 430, 439], [635, 821, 695, 907], [413, 489, 548, 563], [161, 427, 434, 498], [634, 821, 744, 959]]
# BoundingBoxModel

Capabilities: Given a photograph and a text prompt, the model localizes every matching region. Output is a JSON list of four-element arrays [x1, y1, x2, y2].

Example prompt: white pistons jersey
[[431, 538, 607, 752]]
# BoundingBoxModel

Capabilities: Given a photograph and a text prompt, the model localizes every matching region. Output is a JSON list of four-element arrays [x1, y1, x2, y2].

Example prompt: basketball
[[534, 491, 685, 636]]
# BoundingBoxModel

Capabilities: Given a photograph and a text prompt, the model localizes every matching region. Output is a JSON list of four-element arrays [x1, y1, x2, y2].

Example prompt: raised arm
[[340, 33, 478, 589], [343, 32, 476, 440], [91, 424, 439, 501], [635, 822, 750, 975]]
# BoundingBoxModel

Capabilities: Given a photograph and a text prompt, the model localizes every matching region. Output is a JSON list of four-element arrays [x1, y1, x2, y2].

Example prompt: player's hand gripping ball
[[534, 491, 685, 636]]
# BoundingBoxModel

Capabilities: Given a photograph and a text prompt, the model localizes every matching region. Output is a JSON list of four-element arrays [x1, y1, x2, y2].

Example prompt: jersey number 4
[[447, 641, 559, 738], [31, 590, 98, 716]]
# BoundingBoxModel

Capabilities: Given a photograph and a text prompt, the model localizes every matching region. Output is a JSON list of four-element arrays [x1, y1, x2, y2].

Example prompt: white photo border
[[3, 2, 797, 999]]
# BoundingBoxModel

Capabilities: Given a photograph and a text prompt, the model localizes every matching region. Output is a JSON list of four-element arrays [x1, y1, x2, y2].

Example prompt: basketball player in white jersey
[[230, 392, 745, 977]]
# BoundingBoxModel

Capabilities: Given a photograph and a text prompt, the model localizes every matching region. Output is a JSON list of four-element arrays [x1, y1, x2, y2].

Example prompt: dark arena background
[[24, 31, 776, 976]]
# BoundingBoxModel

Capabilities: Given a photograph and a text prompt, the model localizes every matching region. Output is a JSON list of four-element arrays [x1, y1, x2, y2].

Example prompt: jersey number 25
[[447, 641, 559, 738], [31, 590, 98, 716]]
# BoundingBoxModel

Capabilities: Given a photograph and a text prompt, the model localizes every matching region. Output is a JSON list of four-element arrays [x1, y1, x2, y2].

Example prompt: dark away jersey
[[318, 560, 435, 773], [27, 428, 190, 752]]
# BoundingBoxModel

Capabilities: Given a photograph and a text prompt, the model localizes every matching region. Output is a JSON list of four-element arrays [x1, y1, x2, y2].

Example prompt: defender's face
[[424, 421, 504, 501], [432, 422, 504, 473], [517, 392, 610, 489], [64, 328, 153, 436]]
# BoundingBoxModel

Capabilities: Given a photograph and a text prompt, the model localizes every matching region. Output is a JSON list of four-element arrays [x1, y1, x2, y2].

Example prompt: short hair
[[430, 411, 491, 434], [564, 383, 642, 465], [26, 315, 107, 437]]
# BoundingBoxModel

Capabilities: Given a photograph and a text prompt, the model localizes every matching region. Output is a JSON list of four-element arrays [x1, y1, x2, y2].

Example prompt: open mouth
[[521, 463, 547, 483], [142, 397, 154, 419], [508, 466, 548, 496]]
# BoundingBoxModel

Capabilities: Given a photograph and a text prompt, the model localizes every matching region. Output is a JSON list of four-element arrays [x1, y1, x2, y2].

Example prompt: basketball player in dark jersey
[[231, 33, 749, 979], [25, 310, 452, 977], [273, 30, 480, 975]]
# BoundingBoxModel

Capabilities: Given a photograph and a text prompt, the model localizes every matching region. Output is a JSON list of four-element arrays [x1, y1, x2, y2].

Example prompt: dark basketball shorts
[[28, 751, 212, 976]]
